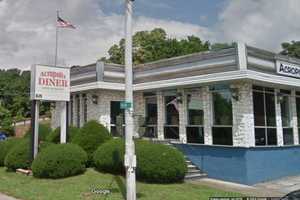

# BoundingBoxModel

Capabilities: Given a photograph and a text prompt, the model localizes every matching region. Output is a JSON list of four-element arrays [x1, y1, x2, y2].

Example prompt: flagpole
[[55, 10, 59, 67]]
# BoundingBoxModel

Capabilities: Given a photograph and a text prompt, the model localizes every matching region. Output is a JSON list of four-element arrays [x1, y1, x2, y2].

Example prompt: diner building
[[51, 43, 300, 185]]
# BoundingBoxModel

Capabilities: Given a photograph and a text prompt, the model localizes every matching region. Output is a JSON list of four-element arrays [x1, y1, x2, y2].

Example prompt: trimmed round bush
[[46, 126, 80, 143], [136, 140, 187, 183], [72, 120, 111, 165], [4, 139, 31, 171], [0, 138, 22, 166], [93, 138, 125, 174], [93, 139, 187, 183], [24, 123, 52, 141], [32, 143, 87, 178]]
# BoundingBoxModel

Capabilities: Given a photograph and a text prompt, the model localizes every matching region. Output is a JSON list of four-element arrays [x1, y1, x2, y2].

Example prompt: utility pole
[[124, 0, 136, 200]]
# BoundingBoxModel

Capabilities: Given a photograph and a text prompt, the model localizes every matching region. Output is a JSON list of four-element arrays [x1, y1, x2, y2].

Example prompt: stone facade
[[51, 81, 300, 147]]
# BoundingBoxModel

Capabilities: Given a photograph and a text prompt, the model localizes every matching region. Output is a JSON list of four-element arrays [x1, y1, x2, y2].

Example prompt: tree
[[103, 28, 210, 65], [280, 41, 300, 59], [0, 103, 13, 135], [210, 42, 235, 51]]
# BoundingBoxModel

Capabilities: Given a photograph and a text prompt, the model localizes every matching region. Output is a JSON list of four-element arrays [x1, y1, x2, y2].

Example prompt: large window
[[83, 94, 87, 123], [253, 86, 277, 146], [280, 90, 293, 145], [110, 101, 125, 137], [164, 95, 179, 139], [211, 85, 233, 145], [76, 95, 80, 128], [145, 96, 157, 138], [186, 92, 204, 143]]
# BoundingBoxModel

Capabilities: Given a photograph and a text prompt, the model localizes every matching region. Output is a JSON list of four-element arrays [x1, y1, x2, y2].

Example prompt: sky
[[1, 0, 300, 70]]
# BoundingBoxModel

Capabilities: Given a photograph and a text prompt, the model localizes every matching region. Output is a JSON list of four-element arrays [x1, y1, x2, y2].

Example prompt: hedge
[[0, 138, 22, 166], [93, 139, 187, 183], [32, 144, 87, 178], [46, 126, 80, 143], [72, 120, 111, 166], [4, 139, 31, 171], [24, 123, 52, 141]]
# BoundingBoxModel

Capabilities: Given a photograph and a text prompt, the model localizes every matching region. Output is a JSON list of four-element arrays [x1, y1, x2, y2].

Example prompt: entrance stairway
[[184, 156, 207, 180], [149, 139, 207, 180]]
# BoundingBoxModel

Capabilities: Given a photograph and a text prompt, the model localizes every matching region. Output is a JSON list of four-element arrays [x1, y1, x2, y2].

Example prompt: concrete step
[[187, 164, 198, 170], [187, 169, 202, 174], [184, 173, 207, 180]]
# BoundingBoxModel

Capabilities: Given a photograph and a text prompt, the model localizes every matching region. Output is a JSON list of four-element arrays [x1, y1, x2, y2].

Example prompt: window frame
[[253, 86, 277, 146], [144, 95, 158, 138]]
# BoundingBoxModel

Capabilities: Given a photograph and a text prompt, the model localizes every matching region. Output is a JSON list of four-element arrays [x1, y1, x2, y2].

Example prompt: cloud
[[0, 0, 211, 69], [216, 0, 300, 51]]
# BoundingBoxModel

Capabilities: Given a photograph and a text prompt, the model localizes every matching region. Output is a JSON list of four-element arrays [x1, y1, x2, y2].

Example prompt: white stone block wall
[[275, 89, 284, 146], [202, 86, 213, 145], [157, 91, 165, 140], [231, 82, 255, 147], [291, 90, 299, 144], [178, 89, 187, 143]]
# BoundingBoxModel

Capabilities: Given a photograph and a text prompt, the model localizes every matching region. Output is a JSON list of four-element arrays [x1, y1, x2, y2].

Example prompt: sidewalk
[[0, 193, 19, 200], [189, 178, 284, 197]]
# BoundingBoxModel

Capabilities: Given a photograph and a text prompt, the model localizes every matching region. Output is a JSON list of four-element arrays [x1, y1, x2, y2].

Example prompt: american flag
[[166, 97, 178, 111], [57, 16, 76, 29]]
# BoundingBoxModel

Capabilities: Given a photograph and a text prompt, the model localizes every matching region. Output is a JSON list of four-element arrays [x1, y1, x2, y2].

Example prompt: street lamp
[[124, 0, 136, 200]]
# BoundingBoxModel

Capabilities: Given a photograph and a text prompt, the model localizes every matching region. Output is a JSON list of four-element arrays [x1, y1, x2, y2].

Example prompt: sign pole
[[30, 100, 39, 160], [124, 1, 136, 200], [60, 102, 67, 143]]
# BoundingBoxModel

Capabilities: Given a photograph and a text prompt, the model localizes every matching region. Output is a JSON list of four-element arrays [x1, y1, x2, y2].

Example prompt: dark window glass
[[267, 128, 277, 145], [110, 101, 124, 125], [265, 87, 274, 92], [70, 98, 73, 125], [83, 94, 87, 123], [253, 85, 264, 91], [280, 89, 291, 95], [265, 93, 276, 126], [111, 126, 125, 137], [164, 126, 179, 139], [187, 95, 203, 125], [165, 96, 179, 125], [76, 95, 80, 128], [283, 128, 294, 145], [187, 127, 204, 144], [145, 97, 157, 125], [144, 127, 157, 138], [255, 128, 266, 146], [212, 127, 233, 145], [253, 92, 265, 126], [213, 90, 232, 125], [281, 96, 291, 127], [297, 98, 300, 126]]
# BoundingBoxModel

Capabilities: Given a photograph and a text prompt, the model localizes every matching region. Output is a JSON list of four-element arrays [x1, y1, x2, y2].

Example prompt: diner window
[[280, 90, 293, 145], [253, 86, 277, 146], [164, 95, 179, 139], [76, 95, 80, 128], [83, 94, 88, 123], [186, 93, 204, 143], [110, 101, 125, 137], [296, 93, 300, 143], [145, 96, 157, 138], [211, 86, 233, 145], [70, 96, 73, 125]]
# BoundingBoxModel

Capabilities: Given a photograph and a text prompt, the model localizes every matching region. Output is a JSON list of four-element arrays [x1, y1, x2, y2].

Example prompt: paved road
[[0, 193, 18, 200]]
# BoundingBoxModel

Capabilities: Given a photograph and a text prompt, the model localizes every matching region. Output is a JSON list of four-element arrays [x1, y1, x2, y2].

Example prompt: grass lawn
[[0, 167, 241, 200]]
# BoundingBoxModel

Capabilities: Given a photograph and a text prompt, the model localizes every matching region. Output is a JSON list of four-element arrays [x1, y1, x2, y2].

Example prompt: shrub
[[93, 139, 187, 183], [32, 144, 87, 178], [24, 123, 52, 141], [72, 120, 111, 165], [93, 138, 125, 174], [136, 140, 187, 183], [46, 126, 80, 143], [4, 139, 31, 171], [0, 138, 22, 166]]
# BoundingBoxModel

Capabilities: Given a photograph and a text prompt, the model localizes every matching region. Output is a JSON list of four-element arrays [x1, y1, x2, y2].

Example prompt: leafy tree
[[0, 103, 13, 135], [281, 41, 300, 59], [103, 28, 210, 65]]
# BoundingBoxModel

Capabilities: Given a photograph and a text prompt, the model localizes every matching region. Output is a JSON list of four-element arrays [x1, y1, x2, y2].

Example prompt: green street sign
[[120, 101, 132, 110]]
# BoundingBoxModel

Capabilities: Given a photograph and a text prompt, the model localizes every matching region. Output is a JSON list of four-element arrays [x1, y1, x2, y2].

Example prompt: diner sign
[[30, 64, 70, 101], [276, 60, 300, 79]]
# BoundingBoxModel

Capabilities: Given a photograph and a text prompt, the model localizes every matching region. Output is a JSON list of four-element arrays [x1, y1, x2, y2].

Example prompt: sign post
[[30, 64, 70, 158], [124, 1, 136, 200]]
